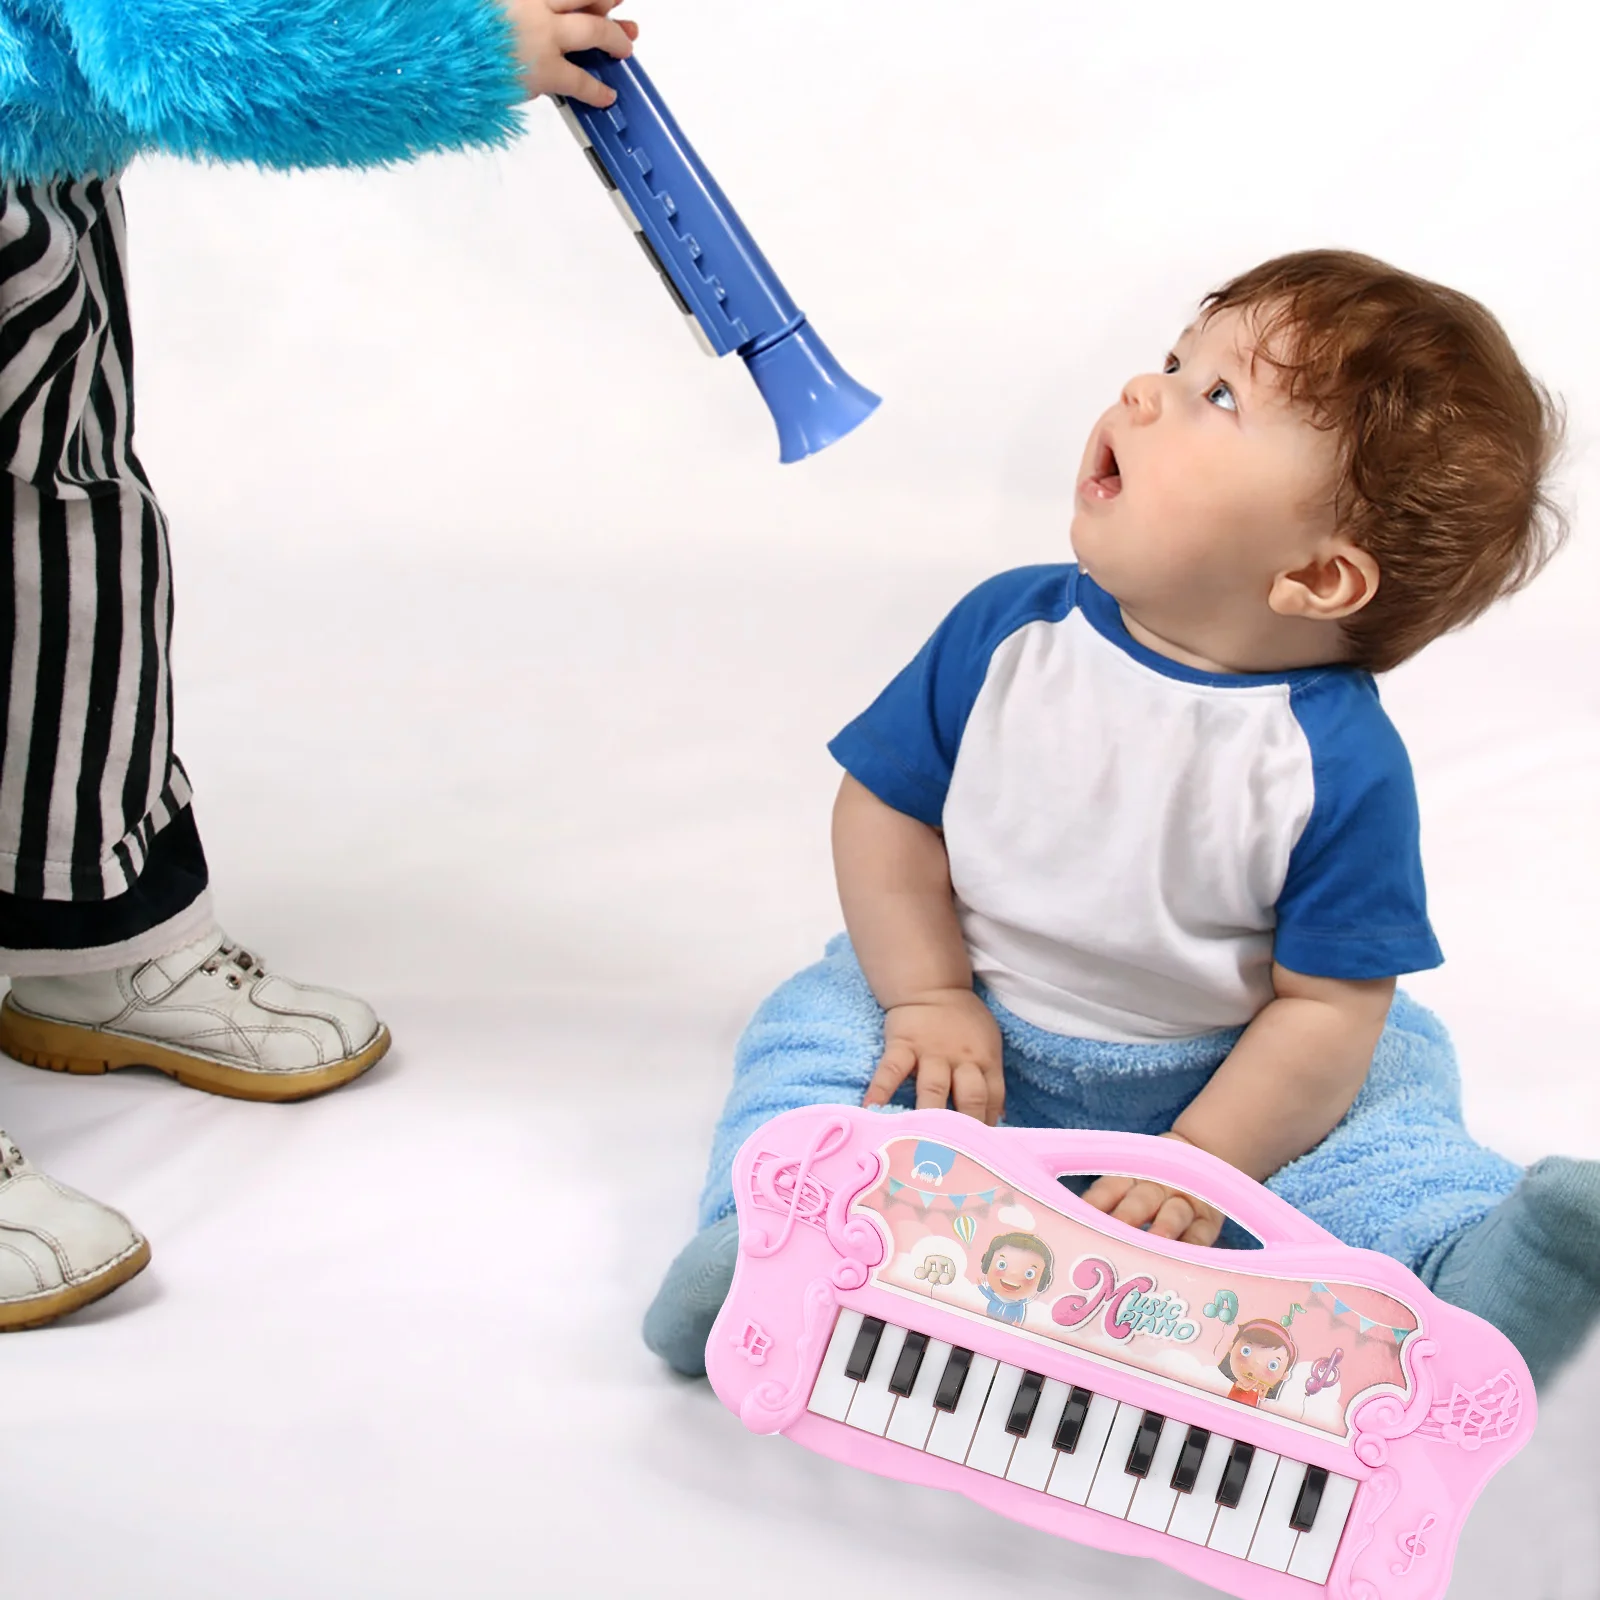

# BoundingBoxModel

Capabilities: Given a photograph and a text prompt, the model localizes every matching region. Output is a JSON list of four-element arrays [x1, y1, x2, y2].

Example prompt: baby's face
[[1070, 306, 1341, 625]]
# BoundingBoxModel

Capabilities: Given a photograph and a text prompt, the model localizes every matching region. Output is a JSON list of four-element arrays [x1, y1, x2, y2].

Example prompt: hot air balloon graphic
[[952, 1213, 976, 1247]]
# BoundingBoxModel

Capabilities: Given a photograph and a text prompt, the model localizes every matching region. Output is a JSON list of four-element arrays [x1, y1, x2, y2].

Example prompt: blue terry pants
[[696, 936, 1522, 1272]]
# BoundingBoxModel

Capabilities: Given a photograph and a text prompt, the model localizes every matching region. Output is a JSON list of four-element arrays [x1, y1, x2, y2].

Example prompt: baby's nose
[[1121, 373, 1163, 418]]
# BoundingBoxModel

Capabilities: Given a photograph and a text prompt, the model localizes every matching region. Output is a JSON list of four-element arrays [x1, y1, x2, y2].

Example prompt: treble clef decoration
[[1306, 1347, 1344, 1395], [1391, 1513, 1437, 1576]]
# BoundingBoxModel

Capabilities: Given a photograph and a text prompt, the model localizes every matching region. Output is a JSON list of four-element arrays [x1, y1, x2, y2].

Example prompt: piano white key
[[1247, 1456, 1310, 1571], [966, 1364, 1027, 1478], [843, 1322, 908, 1438], [1285, 1472, 1360, 1585], [1208, 1445, 1281, 1559], [1005, 1377, 1072, 1491], [882, 1335, 951, 1451], [1167, 1430, 1233, 1546], [1045, 1390, 1119, 1504], [806, 1309, 864, 1423], [926, 1352, 999, 1463], [1126, 1415, 1193, 1532], [1086, 1403, 1152, 1519]]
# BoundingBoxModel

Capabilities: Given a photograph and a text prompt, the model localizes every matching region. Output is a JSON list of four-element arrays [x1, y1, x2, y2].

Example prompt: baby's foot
[[642, 1213, 740, 1378], [1420, 1156, 1600, 1389], [1, 931, 388, 1102]]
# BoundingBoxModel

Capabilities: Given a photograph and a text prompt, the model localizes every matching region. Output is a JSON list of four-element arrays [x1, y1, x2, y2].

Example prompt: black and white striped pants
[[0, 176, 213, 976]]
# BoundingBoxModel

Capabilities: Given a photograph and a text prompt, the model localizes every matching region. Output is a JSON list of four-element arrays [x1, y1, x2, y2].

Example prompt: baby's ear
[[1270, 539, 1380, 622]]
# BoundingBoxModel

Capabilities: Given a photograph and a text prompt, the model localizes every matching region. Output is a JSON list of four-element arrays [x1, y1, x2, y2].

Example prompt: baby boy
[[644, 249, 1598, 1391]]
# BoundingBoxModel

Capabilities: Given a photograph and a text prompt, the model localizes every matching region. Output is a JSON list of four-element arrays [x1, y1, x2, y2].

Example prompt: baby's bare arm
[[1082, 965, 1394, 1244], [1170, 964, 1395, 1181], [833, 775, 967, 1005], [832, 775, 1004, 1123]]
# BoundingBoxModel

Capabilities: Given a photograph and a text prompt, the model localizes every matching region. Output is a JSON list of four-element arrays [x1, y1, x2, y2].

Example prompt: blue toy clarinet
[[554, 52, 881, 463]]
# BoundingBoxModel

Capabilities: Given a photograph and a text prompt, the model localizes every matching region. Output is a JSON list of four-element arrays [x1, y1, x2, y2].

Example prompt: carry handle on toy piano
[[707, 1105, 1535, 1600], [1001, 1127, 1339, 1251], [553, 51, 881, 463]]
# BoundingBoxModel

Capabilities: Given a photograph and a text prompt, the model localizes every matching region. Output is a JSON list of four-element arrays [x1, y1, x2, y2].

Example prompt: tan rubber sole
[[0, 998, 390, 1103], [0, 1235, 152, 1332]]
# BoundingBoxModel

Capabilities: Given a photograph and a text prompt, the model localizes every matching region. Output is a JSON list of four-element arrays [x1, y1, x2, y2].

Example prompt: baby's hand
[[864, 990, 1005, 1125], [1080, 1133, 1226, 1246], [503, 0, 639, 106]]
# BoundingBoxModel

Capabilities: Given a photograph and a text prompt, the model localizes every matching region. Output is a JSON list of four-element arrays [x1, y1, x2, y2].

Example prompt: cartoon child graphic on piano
[[978, 1231, 1055, 1326], [1218, 1319, 1298, 1407]]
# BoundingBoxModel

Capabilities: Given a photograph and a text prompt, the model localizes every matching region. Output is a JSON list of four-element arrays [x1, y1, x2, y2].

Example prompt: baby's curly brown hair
[[1203, 250, 1567, 673]]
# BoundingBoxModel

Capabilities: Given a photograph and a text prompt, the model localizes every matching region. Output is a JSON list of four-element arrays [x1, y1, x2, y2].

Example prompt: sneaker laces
[[200, 940, 267, 982]]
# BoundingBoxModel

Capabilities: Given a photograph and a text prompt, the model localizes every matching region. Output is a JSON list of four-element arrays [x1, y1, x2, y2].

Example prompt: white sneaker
[[0, 1129, 150, 1331], [0, 932, 390, 1103]]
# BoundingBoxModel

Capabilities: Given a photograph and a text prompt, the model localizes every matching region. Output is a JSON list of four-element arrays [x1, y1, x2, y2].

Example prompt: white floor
[[1, 548, 1596, 1599]]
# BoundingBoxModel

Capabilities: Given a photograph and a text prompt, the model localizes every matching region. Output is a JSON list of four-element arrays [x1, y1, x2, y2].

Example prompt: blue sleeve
[[1274, 676, 1443, 980], [57, 0, 524, 169], [827, 565, 1075, 828]]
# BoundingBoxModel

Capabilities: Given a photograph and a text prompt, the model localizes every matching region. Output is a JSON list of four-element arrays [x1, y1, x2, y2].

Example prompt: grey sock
[[1419, 1156, 1600, 1391], [641, 1212, 741, 1378]]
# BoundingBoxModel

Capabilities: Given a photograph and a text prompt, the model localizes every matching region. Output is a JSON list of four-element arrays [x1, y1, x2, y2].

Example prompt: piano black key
[[1216, 1440, 1257, 1509], [1006, 1371, 1046, 1437], [933, 1346, 974, 1412], [888, 1330, 929, 1397], [1125, 1411, 1166, 1478], [1171, 1426, 1211, 1494], [843, 1316, 886, 1382], [1290, 1465, 1329, 1532], [1052, 1386, 1094, 1453]]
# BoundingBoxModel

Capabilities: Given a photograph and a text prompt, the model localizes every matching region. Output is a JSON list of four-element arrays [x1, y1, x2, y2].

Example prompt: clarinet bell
[[742, 320, 881, 465]]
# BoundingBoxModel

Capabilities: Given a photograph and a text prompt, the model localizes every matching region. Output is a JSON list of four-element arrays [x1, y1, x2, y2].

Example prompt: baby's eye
[[1206, 380, 1238, 412], [1025, 1267, 1037, 1280], [1239, 1345, 1253, 1358], [1268, 1358, 1282, 1372], [1162, 352, 1180, 374], [995, 1257, 1007, 1271]]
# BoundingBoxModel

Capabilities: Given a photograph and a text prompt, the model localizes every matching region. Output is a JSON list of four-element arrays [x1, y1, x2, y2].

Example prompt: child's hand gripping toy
[[553, 53, 880, 463], [708, 1106, 1534, 1600]]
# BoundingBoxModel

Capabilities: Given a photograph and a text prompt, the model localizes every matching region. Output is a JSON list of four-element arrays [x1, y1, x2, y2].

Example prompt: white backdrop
[[2, 2, 1598, 1595]]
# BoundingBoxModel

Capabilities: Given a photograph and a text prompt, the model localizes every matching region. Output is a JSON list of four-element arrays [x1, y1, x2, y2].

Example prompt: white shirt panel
[[943, 613, 1316, 1042]]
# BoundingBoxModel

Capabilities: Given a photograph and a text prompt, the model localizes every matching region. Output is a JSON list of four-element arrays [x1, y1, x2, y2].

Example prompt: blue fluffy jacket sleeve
[[54, 0, 524, 168]]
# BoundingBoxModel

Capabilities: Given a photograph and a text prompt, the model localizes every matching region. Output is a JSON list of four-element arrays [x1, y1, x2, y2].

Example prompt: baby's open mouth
[[1083, 433, 1122, 500]]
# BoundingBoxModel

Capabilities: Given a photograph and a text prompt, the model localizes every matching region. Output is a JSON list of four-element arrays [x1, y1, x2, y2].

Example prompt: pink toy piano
[[707, 1107, 1533, 1600]]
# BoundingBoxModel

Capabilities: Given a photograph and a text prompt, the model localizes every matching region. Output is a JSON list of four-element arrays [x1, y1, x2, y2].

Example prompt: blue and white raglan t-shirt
[[828, 565, 1442, 1044]]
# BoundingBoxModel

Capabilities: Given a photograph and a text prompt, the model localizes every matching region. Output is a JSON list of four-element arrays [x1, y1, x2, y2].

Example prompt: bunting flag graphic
[[1309, 1282, 1414, 1346], [886, 1179, 998, 1212]]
